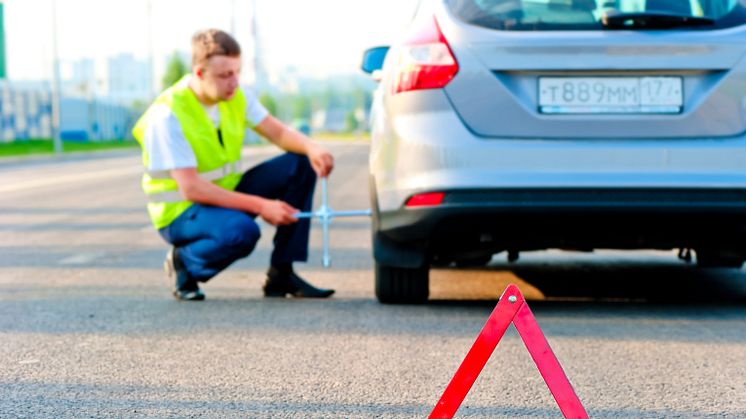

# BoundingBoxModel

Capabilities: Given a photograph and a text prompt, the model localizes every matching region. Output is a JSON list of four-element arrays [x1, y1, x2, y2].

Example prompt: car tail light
[[391, 16, 459, 95], [406, 192, 445, 207]]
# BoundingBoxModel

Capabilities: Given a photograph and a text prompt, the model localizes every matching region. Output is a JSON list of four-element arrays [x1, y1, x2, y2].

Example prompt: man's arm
[[254, 115, 334, 177], [170, 168, 298, 226]]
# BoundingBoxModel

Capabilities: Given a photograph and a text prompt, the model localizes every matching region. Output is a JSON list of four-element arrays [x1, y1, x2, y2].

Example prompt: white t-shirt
[[142, 85, 269, 171]]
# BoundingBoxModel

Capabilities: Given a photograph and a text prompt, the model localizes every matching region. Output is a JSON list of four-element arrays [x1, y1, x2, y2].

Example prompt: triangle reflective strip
[[429, 284, 588, 419], [197, 161, 241, 181]]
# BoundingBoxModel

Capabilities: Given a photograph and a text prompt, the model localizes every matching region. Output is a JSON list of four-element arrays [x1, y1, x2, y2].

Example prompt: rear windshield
[[446, 0, 746, 30]]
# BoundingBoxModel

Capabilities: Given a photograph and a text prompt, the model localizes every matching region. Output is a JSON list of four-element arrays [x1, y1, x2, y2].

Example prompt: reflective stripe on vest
[[145, 161, 244, 203], [147, 190, 185, 203], [147, 161, 243, 181]]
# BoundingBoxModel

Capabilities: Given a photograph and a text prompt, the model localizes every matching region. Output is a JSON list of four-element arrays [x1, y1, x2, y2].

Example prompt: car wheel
[[696, 250, 746, 268], [375, 262, 429, 304]]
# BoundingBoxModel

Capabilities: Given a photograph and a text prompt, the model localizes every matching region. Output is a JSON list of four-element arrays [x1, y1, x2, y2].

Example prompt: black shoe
[[263, 267, 335, 298], [165, 248, 205, 301]]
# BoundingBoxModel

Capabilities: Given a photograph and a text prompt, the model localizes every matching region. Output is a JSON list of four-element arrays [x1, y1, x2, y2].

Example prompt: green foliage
[[162, 52, 188, 90], [344, 110, 359, 133], [259, 93, 278, 116], [0, 139, 139, 157], [292, 95, 312, 121], [353, 88, 373, 110], [130, 99, 149, 115], [319, 88, 343, 109], [248, 79, 376, 133]]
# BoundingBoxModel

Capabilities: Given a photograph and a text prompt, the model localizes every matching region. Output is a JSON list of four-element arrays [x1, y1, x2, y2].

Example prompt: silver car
[[362, 0, 746, 303]]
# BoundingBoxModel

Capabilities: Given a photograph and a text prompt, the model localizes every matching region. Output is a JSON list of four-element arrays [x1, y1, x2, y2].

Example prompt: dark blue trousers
[[159, 153, 317, 282]]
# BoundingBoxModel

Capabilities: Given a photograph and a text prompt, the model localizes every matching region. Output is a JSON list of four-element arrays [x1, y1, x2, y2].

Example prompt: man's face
[[196, 55, 241, 102]]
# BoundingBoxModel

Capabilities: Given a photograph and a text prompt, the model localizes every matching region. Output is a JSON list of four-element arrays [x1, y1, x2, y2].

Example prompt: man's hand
[[307, 143, 334, 178], [259, 198, 298, 226]]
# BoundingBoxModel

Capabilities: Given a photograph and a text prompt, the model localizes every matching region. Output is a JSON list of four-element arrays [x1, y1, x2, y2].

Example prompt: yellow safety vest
[[132, 76, 247, 229]]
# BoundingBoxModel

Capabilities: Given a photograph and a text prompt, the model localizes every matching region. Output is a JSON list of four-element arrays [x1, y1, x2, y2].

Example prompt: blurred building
[[104, 54, 150, 104], [312, 108, 347, 133], [61, 55, 152, 104], [67, 58, 96, 97], [0, 80, 136, 142], [0, 81, 52, 141]]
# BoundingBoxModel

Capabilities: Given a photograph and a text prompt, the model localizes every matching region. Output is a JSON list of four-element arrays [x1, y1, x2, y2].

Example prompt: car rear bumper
[[377, 187, 746, 251]]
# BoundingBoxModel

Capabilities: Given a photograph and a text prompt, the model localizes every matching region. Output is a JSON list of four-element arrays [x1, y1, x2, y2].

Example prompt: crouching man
[[133, 29, 334, 301]]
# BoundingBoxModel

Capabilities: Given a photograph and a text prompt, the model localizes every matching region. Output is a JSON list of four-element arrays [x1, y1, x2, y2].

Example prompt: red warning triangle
[[430, 284, 588, 419]]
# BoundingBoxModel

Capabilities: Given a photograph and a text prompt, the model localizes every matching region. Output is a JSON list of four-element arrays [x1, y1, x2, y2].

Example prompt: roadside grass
[[0, 139, 139, 157], [314, 131, 370, 142], [0, 132, 368, 158]]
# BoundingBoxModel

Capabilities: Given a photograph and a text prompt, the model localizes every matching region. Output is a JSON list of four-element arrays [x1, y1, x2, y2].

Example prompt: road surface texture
[[1, 142, 745, 418]]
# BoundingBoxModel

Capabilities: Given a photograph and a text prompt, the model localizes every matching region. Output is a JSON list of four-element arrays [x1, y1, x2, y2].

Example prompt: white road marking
[[0, 166, 142, 194], [59, 252, 106, 265], [0, 147, 282, 194]]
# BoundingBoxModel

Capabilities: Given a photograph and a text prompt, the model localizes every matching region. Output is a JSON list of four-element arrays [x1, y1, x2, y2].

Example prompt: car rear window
[[446, 0, 746, 30]]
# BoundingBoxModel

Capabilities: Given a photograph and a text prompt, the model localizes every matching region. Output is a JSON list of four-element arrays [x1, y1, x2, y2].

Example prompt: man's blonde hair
[[191, 29, 241, 67]]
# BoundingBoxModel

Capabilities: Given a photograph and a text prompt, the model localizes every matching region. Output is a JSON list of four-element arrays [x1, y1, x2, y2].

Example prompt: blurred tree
[[292, 95, 312, 121], [358, 88, 373, 110], [162, 52, 188, 90], [344, 110, 359, 133], [319, 88, 343, 110], [130, 99, 149, 115], [259, 93, 278, 116]]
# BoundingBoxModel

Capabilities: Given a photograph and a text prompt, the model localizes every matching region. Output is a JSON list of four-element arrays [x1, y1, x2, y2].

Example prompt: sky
[[4, 0, 419, 82]]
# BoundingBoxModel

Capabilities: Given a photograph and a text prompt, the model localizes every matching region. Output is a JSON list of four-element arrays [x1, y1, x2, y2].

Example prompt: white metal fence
[[0, 81, 137, 142]]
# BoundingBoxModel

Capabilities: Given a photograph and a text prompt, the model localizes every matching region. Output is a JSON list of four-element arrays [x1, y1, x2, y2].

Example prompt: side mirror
[[361, 46, 390, 80]]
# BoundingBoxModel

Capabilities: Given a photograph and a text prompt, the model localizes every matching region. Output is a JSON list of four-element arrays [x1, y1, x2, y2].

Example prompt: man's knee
[[220, 215, 261, 255], [294, 153, 316, 182]]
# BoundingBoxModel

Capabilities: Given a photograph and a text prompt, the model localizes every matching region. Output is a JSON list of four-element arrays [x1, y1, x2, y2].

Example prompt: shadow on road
[[512, 260, 746, 304], [431, 256, 746, 305]]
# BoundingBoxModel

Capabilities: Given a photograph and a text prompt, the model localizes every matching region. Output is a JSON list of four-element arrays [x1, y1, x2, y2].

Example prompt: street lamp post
[[230, 0, 237, 35], [147, 0, 156, 99], [0, 0, 7, 79], [50, 0, 63, 154]]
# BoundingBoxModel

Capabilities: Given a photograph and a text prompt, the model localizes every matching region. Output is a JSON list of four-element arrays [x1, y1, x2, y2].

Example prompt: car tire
[[696, 250, 746, 268], [375, 262, 429, 304]]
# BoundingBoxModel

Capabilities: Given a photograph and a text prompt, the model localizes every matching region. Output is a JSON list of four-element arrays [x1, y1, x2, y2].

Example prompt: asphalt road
[[1, 142, 745, 418]]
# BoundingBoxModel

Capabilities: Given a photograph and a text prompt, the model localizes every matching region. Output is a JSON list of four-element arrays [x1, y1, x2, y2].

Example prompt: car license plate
[[538, 77, 683, 114]]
